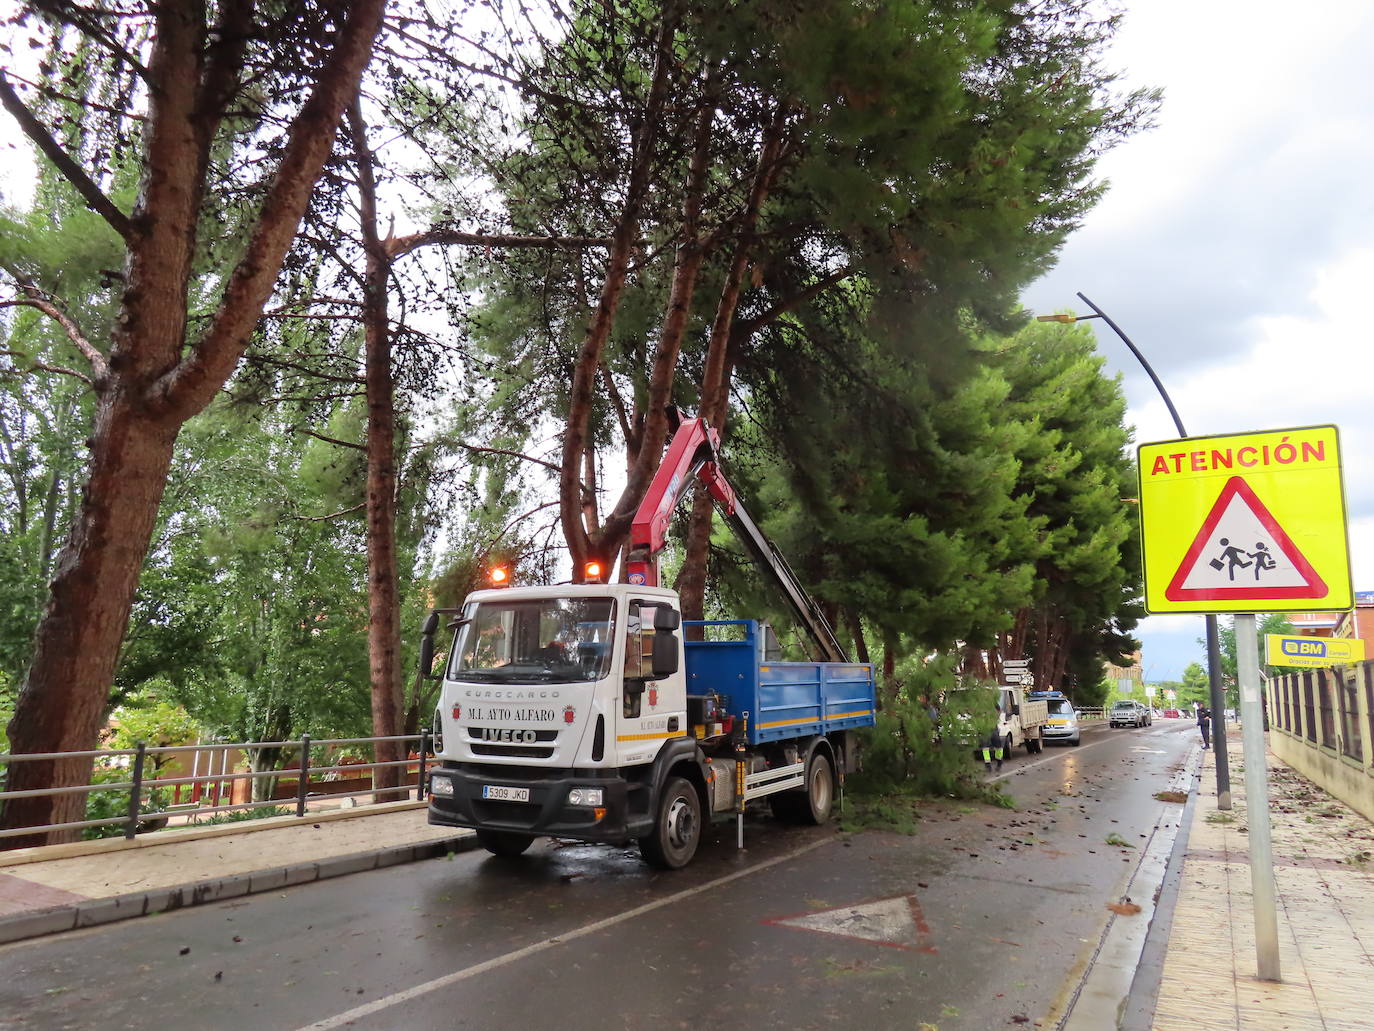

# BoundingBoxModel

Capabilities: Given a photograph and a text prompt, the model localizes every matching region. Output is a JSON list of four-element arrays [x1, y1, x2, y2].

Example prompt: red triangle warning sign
[[1165, 476, 1327, 602], [763, 894, 936, 953]]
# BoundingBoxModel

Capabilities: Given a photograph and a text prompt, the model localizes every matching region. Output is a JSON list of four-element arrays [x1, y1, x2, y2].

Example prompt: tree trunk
[[881, 631, 898, 709], [1, 0, 386, 846], [677, 105, 787, 617], [846, 610, 870, 665], [349, 98, 407, 803], [559, 11, 678, 571], [3, 400, 178, 845], [585, 62, 716, 571]]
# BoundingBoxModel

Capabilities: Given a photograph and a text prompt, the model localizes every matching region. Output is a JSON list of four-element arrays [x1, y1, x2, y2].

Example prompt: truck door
[[614, 600, 687, 765], [1001, 688, 1018, 744]]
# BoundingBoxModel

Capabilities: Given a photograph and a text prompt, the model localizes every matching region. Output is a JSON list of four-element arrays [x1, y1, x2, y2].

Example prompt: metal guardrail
[[0, 732, 435, 843]]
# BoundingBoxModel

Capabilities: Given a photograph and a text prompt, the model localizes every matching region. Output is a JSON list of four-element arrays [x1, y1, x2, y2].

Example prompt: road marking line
[[296, 837, 831, 1030], [988, 724, 1192, 784]]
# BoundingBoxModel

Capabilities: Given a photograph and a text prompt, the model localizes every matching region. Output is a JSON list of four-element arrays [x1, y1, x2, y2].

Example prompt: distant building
[[1334, 591, 1374, 640], [1104, 650, 1144, 692], [1289, 610, 1341, 637]]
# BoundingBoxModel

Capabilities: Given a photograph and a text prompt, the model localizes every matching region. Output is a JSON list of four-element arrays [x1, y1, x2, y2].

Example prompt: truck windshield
[[449, 597, 615, 683]]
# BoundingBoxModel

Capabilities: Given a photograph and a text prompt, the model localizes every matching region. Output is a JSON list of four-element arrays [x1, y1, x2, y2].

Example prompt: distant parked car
[[1109, 699, 1152, 728], [1162, 708, 1182, 719]]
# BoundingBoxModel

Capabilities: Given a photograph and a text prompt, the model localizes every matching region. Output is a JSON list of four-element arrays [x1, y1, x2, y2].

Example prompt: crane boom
[[626, 412, 847, 663]]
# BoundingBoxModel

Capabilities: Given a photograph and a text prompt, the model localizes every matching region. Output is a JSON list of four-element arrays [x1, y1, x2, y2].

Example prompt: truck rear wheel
[[639, 776, 701, 870], [771, 751, 834, 825], [801, 752, 834, 825], [475, 828, 534, 858]]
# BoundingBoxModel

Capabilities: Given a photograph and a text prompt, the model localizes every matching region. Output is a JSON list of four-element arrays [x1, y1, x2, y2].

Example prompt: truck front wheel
[[640, 776, 702, 869], [475, 828, 535, 858]]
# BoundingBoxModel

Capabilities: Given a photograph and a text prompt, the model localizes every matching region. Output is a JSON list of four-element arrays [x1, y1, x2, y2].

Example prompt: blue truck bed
[[683, 620, 876, 746]]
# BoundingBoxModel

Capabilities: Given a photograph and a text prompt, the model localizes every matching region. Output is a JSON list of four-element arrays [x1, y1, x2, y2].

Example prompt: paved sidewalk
[[0, 801, 475, 945], [1152, 734, 1374, 1030]]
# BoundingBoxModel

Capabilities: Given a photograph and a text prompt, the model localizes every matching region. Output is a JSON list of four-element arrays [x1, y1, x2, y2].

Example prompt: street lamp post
[[1037, 292, 1232, 810]]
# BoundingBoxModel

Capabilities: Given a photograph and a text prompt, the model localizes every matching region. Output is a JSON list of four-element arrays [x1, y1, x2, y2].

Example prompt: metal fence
[[0, 732, 434, 844]]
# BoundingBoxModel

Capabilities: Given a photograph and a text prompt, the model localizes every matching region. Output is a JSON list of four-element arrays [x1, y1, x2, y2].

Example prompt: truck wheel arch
[[648, 737, 709, 813]]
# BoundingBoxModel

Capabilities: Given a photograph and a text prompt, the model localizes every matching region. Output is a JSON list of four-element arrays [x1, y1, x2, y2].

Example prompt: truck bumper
[[426, 764, 653, 844]]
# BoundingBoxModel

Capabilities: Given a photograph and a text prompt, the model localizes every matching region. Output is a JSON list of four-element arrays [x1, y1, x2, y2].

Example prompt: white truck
[[996, 684, 1048, 755], [418, 415, 876, 869]]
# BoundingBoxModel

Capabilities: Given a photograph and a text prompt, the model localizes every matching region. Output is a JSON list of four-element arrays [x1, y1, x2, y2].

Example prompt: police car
[[1030, 690, 1081, 746]]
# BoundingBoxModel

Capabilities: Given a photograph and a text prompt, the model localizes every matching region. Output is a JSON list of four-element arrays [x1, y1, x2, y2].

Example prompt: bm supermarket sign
[[1264, 634, 1365, 669]]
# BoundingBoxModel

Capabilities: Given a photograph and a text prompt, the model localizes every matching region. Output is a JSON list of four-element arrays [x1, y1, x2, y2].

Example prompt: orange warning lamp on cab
[[582, 559, 607, 584], [488, 565, 511, 588]]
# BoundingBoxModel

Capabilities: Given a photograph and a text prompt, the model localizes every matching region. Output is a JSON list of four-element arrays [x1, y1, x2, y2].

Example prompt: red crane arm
[[625, 416, 735, 587], [622, 410, 847, 661]]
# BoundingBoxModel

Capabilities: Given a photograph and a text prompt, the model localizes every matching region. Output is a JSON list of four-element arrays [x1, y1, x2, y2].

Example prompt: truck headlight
[[567, 787, 603, 807], [430, 774, 455, 797]]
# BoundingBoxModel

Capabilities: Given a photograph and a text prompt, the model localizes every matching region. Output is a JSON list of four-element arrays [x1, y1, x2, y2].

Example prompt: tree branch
[[385, 229, 618, 262], [246, 355, 364, 385], [0, 71, 132, 240], [298, 429, 366, 452], [0, 295, 110, 384], [733, 265, 856, 342], [484, 499, 563, 556], [297, 502, 366, 522], [0, 350, 92, 385]]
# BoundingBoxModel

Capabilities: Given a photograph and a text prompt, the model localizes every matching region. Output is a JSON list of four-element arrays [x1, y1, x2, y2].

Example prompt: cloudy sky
[[1021, 0, 1374, 681]]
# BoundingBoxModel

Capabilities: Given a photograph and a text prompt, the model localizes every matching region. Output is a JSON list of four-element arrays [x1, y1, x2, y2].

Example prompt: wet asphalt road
[[0, 719, 1197, 1031]]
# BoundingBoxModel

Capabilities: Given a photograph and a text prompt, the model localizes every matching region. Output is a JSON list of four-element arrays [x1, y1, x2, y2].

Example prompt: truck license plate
[[482, 785, 530, 802]]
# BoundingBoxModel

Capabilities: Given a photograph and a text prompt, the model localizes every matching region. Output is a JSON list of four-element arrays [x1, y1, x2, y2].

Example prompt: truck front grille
[[470, 742, 555, 759], [465, 726, 558, 760]]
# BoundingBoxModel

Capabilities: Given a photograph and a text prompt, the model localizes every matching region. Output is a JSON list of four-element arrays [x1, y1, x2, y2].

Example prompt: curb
[[1119, 750, 1205, 1031], [0, 831, 478, 947]]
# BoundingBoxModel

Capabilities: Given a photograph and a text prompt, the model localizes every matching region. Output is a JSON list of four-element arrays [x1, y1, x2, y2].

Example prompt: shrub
[[848, 654, 1001, 802], [198, 805, 291, 825], [82, 765, 171, 840]]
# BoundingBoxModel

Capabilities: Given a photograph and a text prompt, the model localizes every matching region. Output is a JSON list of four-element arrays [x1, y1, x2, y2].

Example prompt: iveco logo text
[[475, 728, 539, 743]]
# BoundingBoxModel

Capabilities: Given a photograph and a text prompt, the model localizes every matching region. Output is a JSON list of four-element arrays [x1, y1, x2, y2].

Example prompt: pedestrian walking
[[1197, 705, 1212, 749]]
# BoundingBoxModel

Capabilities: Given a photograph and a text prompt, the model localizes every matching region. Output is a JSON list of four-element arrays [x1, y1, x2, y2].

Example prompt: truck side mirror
[[651, 629, 679, 679], [653, 607, 681, 632], [419, 611, 440, 681]]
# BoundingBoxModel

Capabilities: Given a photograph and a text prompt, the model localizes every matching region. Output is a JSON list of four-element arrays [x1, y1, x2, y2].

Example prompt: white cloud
[[1128, 246, 1374, 516]]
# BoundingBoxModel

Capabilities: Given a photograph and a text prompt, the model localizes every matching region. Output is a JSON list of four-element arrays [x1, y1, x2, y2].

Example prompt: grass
[[1205, 811, 1236, 825]]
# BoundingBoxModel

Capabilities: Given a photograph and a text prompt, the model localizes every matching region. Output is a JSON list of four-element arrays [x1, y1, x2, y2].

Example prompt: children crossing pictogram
[[1165, 476, 1327, 602]]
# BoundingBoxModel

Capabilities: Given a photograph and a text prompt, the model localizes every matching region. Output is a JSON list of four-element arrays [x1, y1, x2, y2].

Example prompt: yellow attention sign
[[1265, 634, 1365, 669], [1137, 425, 1352, 614]]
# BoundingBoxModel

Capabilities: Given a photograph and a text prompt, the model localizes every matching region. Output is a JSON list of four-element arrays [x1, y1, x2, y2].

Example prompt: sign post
[[1236, 614, 1280, 981], [1137, 424, 1353, 984]]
